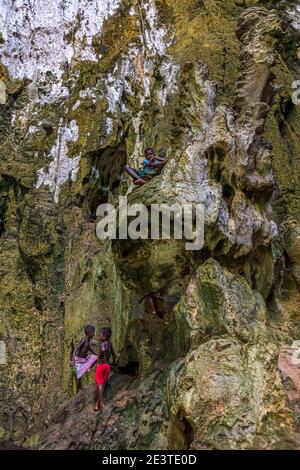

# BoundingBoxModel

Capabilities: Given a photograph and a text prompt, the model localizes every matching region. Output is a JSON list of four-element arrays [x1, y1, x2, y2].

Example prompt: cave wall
[[0, 0, 300, 449]]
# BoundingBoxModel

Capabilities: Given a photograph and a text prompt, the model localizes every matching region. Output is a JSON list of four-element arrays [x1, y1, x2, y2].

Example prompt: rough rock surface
[[0, 0, 300, 449]]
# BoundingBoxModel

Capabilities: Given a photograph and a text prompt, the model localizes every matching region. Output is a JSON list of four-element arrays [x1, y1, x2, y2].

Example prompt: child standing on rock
[[71, 324, 98, 393], [94, 327, 116, 412]]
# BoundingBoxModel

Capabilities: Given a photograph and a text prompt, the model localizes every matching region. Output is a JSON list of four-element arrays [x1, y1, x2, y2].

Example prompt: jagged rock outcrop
[[38, 259, 300, 450], [1, 0, 300, 449]]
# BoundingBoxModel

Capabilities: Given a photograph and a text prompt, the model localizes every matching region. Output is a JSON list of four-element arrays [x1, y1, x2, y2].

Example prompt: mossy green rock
[[1, 0, 300, 449]]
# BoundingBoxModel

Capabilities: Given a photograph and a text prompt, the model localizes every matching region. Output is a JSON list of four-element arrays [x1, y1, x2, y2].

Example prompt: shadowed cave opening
[[205, 144, 232, 188], [222, 183, 235, 208], [118, 361, 140, 378], [208, 146, 227, 182], [182, 417, 194, 449], [89, 189, 110, 221], [261, 72, 276, 107], [85, 144, 127, 219], [117, 345, 140, 378], [170, 410, 195, 450]]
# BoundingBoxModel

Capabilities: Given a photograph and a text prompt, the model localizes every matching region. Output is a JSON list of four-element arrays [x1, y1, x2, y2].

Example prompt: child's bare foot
[[93, 404, 102, 412], [133, 178, 146, 186]]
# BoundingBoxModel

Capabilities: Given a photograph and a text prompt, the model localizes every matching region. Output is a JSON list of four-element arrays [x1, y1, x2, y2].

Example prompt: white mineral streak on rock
[[158, 59, 179, 107], [36, 119, 80, 203], [0, 0, 121, 80], [141, 58, 152, 102], [105, 0, 178, 137], [143, 0, 167, 55], [125, 111, 144, 195], [27, 125, 39, 135], [91, 166, 100, 181], [0, 1, 121, 201], [288, 2, 300, 30], [79, 88, 97, 101], [0, 340, 6, 365], [131, 112, 144, 166], [72, 100, 81, 111], [72, 87, 97, 111], [106, 74, 124, 114], [38, 83, 70, 106], [106, 117, 114, 134], [103, 50, 137, 135], [142, 0, 178, 106], [114, 1, 178, 165], [0, 79, 7, 104], [129, 5, 136, 16]]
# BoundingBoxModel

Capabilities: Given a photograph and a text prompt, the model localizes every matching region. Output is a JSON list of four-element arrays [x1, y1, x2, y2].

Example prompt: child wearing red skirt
[[94, 327, 116, 412]]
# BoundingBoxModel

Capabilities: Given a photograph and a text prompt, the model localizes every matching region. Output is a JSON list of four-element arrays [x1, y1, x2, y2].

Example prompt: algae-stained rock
[[39, 371, 170, 450], [278, 346, 300, 420], [167, 337, 298, 450], [39, 251, 300, 450], [1, 0, 300, 450], [174, 259, 267, 347]]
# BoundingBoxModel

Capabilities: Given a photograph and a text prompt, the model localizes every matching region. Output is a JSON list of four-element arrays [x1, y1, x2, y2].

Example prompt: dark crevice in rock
[[0, 174, 28, 236], [85, 143, 127, 215], [0, 204, 6, 237], [182, 416, 194, 450], [275, 98, 300, 171], [33, 296, 43, 312], [19, 252, 40, 285], [118, 361, 139, 378], [206, 145, 230, 185], [0, 181, 8, 237], [89, 189, 109, 220], [261, 71, 277, 107], [118, 345, 140, 378], [222, 184, 235, 208], [266, 287, 281, 318], [169, 410, 195, 450]]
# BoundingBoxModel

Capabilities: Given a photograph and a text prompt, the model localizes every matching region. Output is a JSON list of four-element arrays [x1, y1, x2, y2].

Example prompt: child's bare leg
[[76, 378, 81, 394], [94, 384, 104, 411], [123, 165, 146, 185], [147, 294, 157, 316]]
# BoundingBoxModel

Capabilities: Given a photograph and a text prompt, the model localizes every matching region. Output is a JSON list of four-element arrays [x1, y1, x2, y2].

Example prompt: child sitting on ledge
[[123, 147, 166, 186]]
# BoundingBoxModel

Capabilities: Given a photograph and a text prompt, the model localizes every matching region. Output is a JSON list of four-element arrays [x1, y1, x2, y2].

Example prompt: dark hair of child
[[101, 327, 112, 340], [85, 324, 95, 335]]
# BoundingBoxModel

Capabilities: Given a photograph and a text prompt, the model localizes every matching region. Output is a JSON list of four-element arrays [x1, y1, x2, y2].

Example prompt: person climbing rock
[[70, 324, 98, 394], [94, 327, 116, 412], [140, 291, 179, 318], [123, 147, 166, 186]]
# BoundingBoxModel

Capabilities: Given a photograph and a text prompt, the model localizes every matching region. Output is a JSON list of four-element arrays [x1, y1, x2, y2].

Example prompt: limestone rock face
[[1, 0, 300, 449], [174, 259, 267, 346], [168, 339, 296, 450]]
